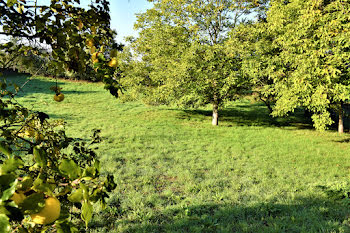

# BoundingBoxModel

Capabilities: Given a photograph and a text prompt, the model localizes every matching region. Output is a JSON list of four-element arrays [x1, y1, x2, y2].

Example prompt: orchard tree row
[[119, 0, 350, 133]]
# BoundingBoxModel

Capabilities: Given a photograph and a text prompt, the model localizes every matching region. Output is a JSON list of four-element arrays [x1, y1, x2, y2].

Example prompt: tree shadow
[[117, 197, 350, 232], [2, 75, 97, 96], [2, 74, 64, 95], [333, 137, 350, 143], [176, 103, 313, 130]]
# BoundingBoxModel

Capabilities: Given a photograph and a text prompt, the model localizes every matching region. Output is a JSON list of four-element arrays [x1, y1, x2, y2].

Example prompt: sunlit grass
[[7, 75, 350, 232]]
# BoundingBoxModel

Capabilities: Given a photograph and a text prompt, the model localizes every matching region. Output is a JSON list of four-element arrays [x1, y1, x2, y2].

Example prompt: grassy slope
[[7, 75, 350, 232]]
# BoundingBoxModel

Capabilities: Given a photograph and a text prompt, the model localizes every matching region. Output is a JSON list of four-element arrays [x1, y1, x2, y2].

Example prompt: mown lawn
[[6, 74, 350, 232]]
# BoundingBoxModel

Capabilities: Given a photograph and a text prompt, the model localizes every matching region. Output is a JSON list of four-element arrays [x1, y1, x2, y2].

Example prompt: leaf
[[80, 183, 89, 201], [32, 177, 54, 195], [82, 167, 96, 179], [56, 221, 79, 233], [68, 188, 83, 203], [104, 174, 116, 192], [93, 160, 100, 172], [6, 205, 23, 222], [1, 179, 17, 202], [81, 201, 93, 227], [35, 19, 46, 32], [18, 192, 45, 215], [89, 188, 103, 203], [59, 159, 81, 180], [6, 0, 17, 7], [0, 142, 12, 158], [0, 158, 23, 175], [33, 147, 47, 168], [0, 206, 9, 215], [17, 176, 33, 192], [13, 84, 19, 92], [97, 52, 106, 61], [0, 174, 16, 188], [0, 214, 10, 233]]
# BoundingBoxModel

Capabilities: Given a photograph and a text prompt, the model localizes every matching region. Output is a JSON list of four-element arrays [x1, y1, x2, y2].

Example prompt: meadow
[[7, 74, 350, 232]]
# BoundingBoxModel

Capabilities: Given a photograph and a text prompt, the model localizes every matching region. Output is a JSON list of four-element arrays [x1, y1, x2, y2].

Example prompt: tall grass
[[7, 75, 350, 232]]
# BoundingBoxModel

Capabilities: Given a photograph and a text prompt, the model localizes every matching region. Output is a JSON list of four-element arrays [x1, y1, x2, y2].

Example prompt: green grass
[[6, 75, 350, 232]]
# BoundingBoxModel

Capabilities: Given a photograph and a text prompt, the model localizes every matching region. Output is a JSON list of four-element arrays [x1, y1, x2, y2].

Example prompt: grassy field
[[6, 74, 350, 232]]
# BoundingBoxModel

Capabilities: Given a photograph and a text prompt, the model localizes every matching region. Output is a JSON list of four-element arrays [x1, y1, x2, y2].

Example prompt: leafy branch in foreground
[[0, 0, 121, 97], [0, 80, 116, 232]]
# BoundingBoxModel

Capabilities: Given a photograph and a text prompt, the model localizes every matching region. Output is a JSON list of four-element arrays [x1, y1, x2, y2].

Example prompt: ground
[[7, 75, 350, 232]]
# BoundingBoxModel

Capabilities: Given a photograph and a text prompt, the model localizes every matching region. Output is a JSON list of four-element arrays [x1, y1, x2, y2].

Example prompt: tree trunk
[[258, 95, 273, 114], [266, 102, 273, 114], [212, 102, 219, 126], [338, 103, 344, 134]]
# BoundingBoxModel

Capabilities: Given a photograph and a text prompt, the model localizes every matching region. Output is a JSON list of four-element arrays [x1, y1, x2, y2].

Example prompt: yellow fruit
[[91, 52, 98, 61], [91, 26, 96, 34], [108, 58, 118, 68], [11, 192, 26, 205], [30, 197, 61, 225], [53, 93, 64, 102], [17, 5, 24, 14], [90, 46, 97, 54], [77, 20, 84, 30], [86, 38, 94, 48]]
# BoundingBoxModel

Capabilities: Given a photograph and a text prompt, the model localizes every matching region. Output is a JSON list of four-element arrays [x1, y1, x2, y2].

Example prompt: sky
[[109, 0, 154, 43]]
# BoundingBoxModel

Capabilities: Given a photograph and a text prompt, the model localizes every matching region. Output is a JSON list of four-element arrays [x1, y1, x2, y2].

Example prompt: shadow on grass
[[333, 137, 350, 143], [176, 103, 313, 130], [3, 75, 64, 95], [3, 75, 97, 96], [105, 197, 350, 232]]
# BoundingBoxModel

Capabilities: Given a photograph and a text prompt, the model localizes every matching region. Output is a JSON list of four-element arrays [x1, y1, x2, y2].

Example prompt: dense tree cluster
[[230, 0, 350, 132], [121, 0, 350, 132]]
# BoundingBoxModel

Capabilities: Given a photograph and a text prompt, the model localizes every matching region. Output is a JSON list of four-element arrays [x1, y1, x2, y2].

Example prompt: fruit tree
[[0, 0, 118, 231]]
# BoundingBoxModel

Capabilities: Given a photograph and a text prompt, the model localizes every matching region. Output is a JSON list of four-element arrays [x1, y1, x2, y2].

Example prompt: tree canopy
[[229, 0, 350, 131], [123, 0, 266, 125]]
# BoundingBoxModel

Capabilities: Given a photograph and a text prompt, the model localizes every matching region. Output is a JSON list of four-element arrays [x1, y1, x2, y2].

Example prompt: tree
[[125, 0, 264, 125], [0, 82, 116, 231], [0, 39, 23, 70], [228, 20, 279, 115], [231, 0, 350, 132]]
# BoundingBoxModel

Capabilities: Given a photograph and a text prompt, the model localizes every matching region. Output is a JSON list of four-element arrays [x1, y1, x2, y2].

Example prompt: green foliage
[[123, 0, 263, 124], [232, 0, 350, 130], [0, 0, 120, 231], [228, 19, 280, 114], [0, 80, 116, 231], [0, 0, 121, 93], [0, 39, 26, 70]]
